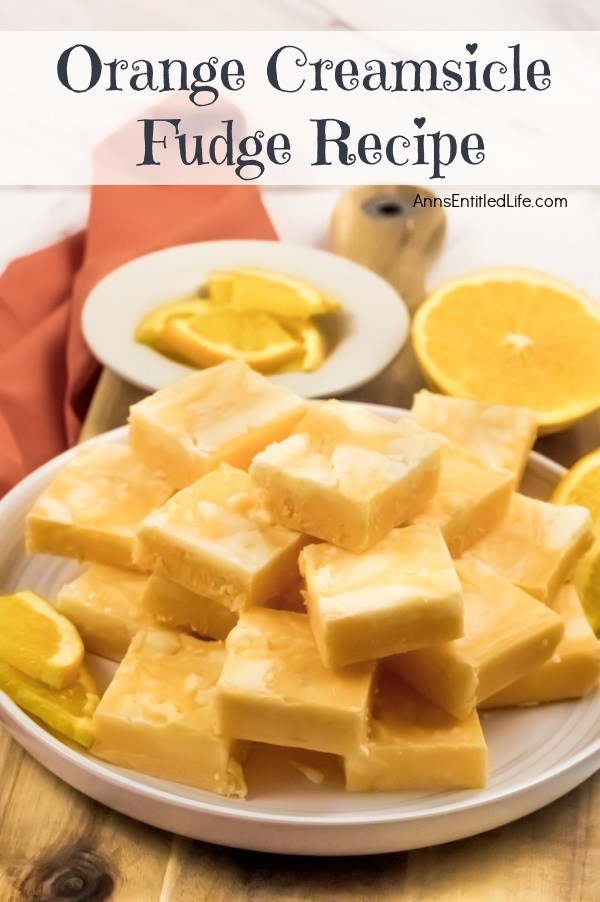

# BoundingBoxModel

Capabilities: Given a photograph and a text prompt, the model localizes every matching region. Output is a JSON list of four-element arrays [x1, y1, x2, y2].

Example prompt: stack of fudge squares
[[25, 360, 600, 798]]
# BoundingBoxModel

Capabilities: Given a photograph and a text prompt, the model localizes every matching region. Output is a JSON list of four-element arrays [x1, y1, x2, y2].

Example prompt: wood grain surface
[[2, 718, 600, 901]]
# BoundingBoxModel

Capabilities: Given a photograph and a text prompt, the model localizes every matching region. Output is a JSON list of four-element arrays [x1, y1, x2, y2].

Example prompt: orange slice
[[0, 591, 84, 690], [551, 447, 600, 633], [278, 320, 326, 372], [161, 309, 304, 373], [229, 268, 340, 318], [0, 659, 100, 747], [551, 448, 600, 526], [207, 271, 234, 304], [412, 268, 600, 432], [135, 298, 211, 347], [568, 538, 600, 634]]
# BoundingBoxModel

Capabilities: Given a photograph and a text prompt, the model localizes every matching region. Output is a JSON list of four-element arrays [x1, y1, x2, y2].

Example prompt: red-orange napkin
[[0, 184, 277, 497]]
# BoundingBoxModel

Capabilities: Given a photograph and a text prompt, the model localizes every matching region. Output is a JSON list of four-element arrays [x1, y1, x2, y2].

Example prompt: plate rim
[[1, 689, 599, 828]]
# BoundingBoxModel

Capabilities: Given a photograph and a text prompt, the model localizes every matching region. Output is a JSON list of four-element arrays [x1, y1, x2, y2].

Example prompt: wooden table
[[2, 363, 600, 901]]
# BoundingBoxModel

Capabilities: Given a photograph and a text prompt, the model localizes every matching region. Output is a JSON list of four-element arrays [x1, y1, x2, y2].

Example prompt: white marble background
[[2, 0, 600, 32], [0, 0, 599, 299]]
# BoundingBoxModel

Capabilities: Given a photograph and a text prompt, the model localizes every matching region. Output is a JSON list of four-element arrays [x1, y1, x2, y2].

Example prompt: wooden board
[[2, 720, 600, 900]]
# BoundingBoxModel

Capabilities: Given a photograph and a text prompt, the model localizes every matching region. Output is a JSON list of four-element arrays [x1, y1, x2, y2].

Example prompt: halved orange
[[412, 268, 600, 432]]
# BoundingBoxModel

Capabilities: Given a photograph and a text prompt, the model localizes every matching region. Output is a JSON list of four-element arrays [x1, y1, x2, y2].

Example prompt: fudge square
[[482, 584, 600, 709], [409, 442, 516, 557], [140, 573, 238, 640], [26, 443, 172, 570], [56, 564, 153, 662], [92, 628, 247, 797], [128, 359, 308, 488], [465, 493, 593, 602], [386, 558, 565, 719], [300, 525, 464, 668], [215, 608, 375, 756], [133, 464, 307, 613], [343, 671, 487, 793], [250, 400, 442, 553], [411, 390, 537, 481]]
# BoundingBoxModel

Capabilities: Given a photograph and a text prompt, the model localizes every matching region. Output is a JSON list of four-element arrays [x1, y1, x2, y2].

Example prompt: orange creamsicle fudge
[[386, 558, 565, 719], [411, 390, 537, 481], [250, 400, 442, 553], [141, 573, 238, 639], [133, 464, 307, 612], [343, 673, 487, 792], [92, 628, 247, 797], [265, 578, 307, 614], [26, 444, 172, 570], [300, 525, 464, 668], [409, 442, 516, 557], [465, 493, 593, 602], [216, 608, 375, 756], [483, 584, 600, 708], [56, 564, 152, 661], [128, 360, 308, 488]]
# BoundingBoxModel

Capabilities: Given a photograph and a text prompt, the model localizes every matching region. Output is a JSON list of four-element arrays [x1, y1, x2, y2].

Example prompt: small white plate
[[1, 406, 599, 856], [81, 240, 410, 397]]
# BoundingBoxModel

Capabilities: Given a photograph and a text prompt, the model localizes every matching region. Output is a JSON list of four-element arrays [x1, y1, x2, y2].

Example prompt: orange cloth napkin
[[0, 185, 277, 497]]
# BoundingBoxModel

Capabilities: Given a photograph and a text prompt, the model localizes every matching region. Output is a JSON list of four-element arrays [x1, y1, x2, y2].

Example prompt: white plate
[[1, 409, 599, 857], [81, 240, 409, 397]]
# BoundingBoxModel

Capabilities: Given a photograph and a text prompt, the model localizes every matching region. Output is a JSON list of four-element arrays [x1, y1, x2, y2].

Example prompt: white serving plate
[[81, 240, 410, 398], [1, 409, 599, 856]]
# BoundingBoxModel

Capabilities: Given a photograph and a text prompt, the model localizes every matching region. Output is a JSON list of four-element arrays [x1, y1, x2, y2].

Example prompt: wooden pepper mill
[[330, 185, 446, 408]]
